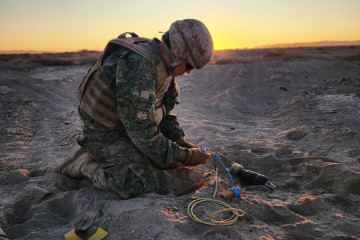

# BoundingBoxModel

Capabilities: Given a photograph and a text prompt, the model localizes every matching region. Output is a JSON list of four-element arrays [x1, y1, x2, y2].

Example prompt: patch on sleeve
[[136, 109, 150, 121], [139, 90, 150, 100]]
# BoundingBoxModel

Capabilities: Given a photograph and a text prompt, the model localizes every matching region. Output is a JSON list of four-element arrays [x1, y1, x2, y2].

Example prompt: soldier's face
[[170, 50, 192, 77], [173, 62, 192, 77]]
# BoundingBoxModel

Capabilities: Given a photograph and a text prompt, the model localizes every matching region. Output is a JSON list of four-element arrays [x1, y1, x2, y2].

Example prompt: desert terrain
[[0, 46, 359, 239]]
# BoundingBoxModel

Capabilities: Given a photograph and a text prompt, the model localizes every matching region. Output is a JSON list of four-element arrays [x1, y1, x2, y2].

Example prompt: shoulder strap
[[99, 33, 156, 68], [107, 38, 153, 65]]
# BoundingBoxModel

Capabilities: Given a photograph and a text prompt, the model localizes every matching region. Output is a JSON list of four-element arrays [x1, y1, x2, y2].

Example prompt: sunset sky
[[0, 0, 359, 52]]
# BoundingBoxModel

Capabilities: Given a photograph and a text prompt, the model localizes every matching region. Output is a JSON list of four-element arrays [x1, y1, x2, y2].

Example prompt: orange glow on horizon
[[0, 0, 359, 52]]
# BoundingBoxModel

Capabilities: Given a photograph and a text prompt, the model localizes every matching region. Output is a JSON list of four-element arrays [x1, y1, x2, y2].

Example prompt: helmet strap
[[160, 38, 184, 69], [171, 59, 184, 68], [160, 39, 173, 60]]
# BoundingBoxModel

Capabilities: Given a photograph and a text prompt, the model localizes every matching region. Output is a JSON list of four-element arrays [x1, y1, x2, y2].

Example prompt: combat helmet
[[167, 19, 214, 70]]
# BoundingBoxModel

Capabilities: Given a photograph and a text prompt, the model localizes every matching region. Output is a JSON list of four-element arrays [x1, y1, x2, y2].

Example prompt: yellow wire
[[209, 208, 245, 223], [187, 198, 245, 226]]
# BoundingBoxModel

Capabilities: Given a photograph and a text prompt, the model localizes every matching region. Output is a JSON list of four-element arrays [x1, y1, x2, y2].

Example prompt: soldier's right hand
[[184, 148, 210, 166], [176, 138, 198, 149]]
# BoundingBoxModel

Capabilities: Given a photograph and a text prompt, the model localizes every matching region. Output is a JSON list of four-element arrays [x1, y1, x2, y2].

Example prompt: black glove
[[176, 138, 197, 149], [184, 148, 210, 166]]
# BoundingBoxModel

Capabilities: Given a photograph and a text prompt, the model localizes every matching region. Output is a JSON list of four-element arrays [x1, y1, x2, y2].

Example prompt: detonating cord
[[187, 198, 245, 226], [201, 142, 235, 187], [200, 142, 244, 197], [212, 167, 218, 198], [186, 143, 245, 226]]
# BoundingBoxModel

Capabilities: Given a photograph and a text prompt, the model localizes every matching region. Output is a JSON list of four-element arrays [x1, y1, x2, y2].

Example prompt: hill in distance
[[257, 40, 360, 49], [2, 40, 360, 54]]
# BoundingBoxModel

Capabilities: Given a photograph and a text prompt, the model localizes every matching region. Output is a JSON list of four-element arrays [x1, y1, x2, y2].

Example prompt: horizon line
[[1, 40, 359, 54]]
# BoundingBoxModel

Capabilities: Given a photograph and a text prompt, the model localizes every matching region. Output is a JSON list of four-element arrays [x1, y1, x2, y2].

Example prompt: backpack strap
[[103, 37, 154, 67], [118, 32, 139, 38]]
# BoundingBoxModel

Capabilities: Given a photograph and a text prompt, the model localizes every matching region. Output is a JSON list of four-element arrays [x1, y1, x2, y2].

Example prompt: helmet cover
[[169, 19, 214, 69]]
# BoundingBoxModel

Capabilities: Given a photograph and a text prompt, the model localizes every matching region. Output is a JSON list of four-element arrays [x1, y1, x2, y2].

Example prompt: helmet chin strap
[[171, 59, 184, 68], [161, 36, 185, 69]]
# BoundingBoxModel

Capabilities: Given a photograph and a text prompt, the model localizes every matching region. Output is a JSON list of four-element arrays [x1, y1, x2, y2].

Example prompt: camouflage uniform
[[78, 39, 188, 199]]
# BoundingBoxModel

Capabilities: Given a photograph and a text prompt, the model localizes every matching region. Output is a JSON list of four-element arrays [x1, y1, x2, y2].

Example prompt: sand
[[0, 46, 360, 239]]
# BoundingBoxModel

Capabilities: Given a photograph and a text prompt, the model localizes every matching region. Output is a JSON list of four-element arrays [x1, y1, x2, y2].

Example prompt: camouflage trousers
[[77, 109, 187, 199], [63, 143, 203, 199], [82, 134, 159, 199]]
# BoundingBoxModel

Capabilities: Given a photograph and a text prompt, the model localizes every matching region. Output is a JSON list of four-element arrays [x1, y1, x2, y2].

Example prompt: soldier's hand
[[176, 138, 197, 149], [184, 148, 210, 166]]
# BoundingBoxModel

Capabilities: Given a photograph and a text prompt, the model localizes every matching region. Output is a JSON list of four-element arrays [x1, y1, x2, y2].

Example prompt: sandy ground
[[0, 46, 360, 239]]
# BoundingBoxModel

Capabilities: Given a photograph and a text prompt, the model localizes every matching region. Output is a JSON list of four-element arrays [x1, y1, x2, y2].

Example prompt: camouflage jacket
[[79, 39, 188, 168]]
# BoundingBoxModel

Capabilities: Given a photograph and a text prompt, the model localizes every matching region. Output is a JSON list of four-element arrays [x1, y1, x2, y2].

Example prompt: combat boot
[[57, 147, 89, 178], [57, 147, 109, 192]]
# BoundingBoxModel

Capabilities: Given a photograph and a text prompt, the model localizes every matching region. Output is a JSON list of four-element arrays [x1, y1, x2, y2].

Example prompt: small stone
[[334, 137, 344, 143], [7, 169, 30, 184], [286, 130, 307, 140], [292, 150, 304, 157], [275, 148, 293, 158], [348, 149, 360, 157], [30, 186, 51, 202]]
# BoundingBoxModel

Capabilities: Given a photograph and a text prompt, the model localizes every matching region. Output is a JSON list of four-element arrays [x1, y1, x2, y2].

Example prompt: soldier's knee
[[106, 163, 159, 199]]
